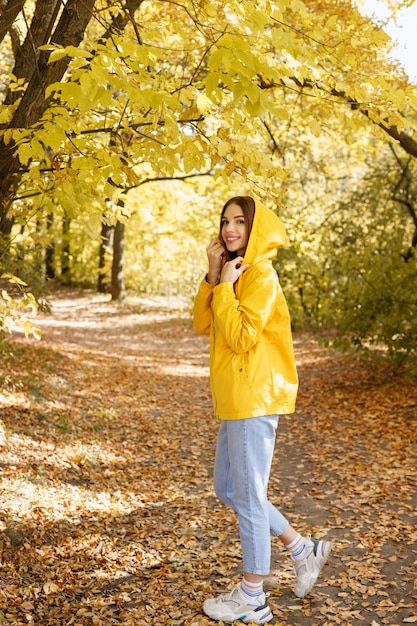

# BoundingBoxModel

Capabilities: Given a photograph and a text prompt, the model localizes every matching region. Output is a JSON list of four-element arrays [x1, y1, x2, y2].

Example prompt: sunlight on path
[[1, 292, 416, 626]]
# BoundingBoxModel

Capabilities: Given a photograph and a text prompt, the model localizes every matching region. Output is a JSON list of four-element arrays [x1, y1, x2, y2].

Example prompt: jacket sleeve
[[212, 264, 278, 353], [193, 277, 215, 335]]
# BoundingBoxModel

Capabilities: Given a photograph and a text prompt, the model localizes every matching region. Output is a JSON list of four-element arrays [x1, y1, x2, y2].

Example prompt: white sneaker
[[294, 537, 332, 598], [203, 585, 273, 624]]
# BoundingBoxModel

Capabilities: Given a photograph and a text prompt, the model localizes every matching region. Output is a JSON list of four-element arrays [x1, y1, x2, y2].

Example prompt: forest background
[[1, 0, 417, 364]]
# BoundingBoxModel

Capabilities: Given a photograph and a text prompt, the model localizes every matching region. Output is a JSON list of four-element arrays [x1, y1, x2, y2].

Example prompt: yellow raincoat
[[193, 199, 298, 420]]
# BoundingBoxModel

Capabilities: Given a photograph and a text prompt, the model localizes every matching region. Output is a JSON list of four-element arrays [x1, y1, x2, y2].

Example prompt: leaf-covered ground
[[0, 291, 416, 626]]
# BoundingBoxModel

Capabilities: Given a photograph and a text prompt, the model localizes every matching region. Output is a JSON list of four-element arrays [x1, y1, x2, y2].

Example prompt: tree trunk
[[0, 0, 97, 234], [0, 0, 25, 46], [110, 220, 125, 300], [45, 213, 55, 279], [3, 0, 61, 106], [97, 222, 113, 293], [61, 215, 71, 285], [0, 213, 13, 266]]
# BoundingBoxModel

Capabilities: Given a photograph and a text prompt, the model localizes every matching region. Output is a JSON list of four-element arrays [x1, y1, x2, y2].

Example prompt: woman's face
[[221, 203, 249, 257]]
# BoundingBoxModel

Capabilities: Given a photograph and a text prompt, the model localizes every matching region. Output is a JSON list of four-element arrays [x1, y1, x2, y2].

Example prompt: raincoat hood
[[243, 200, 287, 265]]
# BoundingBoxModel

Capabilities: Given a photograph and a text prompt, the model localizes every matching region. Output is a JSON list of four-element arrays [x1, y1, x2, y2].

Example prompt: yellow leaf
[[0, 106, 14, 124], [32, 326, 42, 341], [1, 290, 11, 301], [309, 119, 322, 137], [2, 129, 14, 145], [17, 142, 33, 166], [48, 45, 92, 63], [225, 160, 236, 176], [48, 49, 68, 63], [326, 15, 338, 28], [1, 273, 27, 286], [64, 46, 92, 58], [205, 72, 220, 98], [217, 141, 231, 157], [196, 93, 213, 114]]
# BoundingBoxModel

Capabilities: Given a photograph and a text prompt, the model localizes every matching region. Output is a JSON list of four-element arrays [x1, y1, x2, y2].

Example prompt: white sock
[[240, 577, 263, 600]]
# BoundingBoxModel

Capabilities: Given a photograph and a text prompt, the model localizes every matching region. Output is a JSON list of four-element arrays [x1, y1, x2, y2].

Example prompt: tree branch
[[0, 0, 24, 46], [259, 75, 417, 159]]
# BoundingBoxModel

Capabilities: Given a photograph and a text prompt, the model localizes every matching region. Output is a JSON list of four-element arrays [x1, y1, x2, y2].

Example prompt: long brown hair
[[219, 196, 256, 260]]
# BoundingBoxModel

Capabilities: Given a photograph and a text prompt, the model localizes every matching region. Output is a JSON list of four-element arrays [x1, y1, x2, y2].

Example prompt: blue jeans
[[213, 415, 289, 575]]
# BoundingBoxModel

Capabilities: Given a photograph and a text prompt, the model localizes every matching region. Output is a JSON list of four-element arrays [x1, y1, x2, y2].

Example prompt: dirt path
[[0, 290, 416, 625]]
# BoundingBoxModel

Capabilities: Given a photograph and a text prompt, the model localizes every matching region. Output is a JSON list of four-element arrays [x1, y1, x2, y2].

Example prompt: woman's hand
[[220, 257, 250, 284], [206, 238, 225, 284]]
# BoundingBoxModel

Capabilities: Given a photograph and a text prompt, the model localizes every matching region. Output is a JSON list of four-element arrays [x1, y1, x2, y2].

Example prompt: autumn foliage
[[0, 292, 416, 625]]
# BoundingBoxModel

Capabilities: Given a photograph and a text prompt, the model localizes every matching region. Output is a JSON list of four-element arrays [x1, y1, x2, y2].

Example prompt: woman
[[193, 196, 331, 624]]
